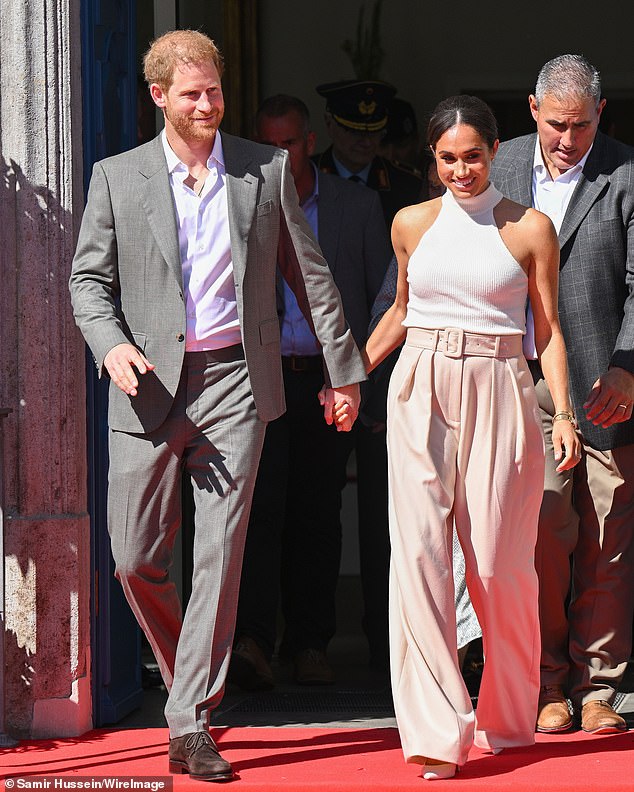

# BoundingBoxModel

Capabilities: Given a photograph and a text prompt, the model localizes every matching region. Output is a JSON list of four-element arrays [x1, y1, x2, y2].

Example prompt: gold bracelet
[[552, 410, 577, 426]]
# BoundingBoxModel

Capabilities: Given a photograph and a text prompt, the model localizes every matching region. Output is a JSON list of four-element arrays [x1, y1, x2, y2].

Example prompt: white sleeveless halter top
[[403, 183, 527, 336]]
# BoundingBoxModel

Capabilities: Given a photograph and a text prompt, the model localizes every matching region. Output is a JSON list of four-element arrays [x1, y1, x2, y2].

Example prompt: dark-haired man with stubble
[[491, 54, 634, 736], [69, 31, 365, 780]]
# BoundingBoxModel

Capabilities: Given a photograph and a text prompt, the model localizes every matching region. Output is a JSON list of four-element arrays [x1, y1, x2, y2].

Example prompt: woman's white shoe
[[422, 761, 457, 781]]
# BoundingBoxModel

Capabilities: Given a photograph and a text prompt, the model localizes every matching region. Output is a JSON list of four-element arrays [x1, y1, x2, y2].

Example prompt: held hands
[[583, 367, 634, 428], [552, 416, 582, 472], [318, 383, 361, 432], [104, 343, 155, 396]]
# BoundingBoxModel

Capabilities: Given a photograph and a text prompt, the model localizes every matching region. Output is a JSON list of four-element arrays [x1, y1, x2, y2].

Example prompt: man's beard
[[165, 106, 223, 142]]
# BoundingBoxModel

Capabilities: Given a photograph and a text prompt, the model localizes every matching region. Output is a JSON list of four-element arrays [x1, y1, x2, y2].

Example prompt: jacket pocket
[[256, 199, 273, 216], [132, 332, 147, 351]]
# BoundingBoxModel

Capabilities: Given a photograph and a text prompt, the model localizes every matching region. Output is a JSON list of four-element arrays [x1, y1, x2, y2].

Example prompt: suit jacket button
[[176, 333, 184, 342]]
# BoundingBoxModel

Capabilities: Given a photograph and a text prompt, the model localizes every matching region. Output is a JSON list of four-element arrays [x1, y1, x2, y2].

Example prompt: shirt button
[[176, 333, 184, 342]]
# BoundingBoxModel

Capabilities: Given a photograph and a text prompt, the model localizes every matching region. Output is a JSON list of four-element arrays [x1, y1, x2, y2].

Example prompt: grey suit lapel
[[316, 173, 340, 276], [222, 133, 259, 285], [515, 154, 534, 208], [138, 135, 182, 285], [499, 135, 534, 207], [558, 134, 610, 250]]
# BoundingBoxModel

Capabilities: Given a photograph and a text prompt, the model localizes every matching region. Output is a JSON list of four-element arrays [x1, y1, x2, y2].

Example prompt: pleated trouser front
[[387, 328, 545, 767]]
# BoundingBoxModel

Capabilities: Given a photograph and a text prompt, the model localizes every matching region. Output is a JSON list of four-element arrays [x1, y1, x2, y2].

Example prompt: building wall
[[0, 0, 91, 738]]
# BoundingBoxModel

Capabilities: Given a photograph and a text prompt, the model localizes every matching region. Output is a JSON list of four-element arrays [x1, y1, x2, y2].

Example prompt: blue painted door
[[80, 0, 143, 725]]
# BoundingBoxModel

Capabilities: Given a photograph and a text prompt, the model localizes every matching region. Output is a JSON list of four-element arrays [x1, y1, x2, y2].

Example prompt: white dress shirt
[[162, 131, 241, 351], [532, 137, 592, 234], [524, 138, 592, 358], [280, 164, 322, 357]]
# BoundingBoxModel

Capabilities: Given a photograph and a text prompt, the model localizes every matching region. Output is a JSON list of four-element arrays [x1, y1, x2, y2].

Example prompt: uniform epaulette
[[392, 159, 423, 179]]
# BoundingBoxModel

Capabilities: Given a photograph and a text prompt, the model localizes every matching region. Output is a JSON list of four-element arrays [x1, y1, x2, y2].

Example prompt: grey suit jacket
[[491, 131, 634, 450], [70, 132, 366, 433], [315, 173, 391, 347]]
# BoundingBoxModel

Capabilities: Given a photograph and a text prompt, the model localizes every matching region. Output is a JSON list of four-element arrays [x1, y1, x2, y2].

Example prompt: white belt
[[405, 327, 523, 359]]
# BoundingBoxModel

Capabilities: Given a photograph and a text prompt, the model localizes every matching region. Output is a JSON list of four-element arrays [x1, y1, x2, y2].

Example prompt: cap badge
[[358, 99, 377, 116]]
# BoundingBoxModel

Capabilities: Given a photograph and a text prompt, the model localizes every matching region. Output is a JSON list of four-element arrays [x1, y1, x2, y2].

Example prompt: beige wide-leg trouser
[[387, 328, 545, 767]]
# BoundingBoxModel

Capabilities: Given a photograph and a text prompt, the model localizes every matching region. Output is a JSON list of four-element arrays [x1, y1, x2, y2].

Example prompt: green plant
[[341, 0, 385, 80]]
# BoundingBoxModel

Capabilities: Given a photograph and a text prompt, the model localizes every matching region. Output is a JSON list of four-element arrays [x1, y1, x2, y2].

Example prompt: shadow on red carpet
[[1, 726, 633, 790]]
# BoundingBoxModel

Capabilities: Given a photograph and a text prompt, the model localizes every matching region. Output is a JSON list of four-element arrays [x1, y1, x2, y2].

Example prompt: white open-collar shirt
[[523, 136, 593, 359], [532, 136, 592, 234], [162, 130, 241, 351]]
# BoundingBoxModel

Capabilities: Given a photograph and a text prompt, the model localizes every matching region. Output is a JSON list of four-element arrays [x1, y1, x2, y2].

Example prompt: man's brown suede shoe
[[228, 635, 274, 691], [536, 685, 572, 733], [169, 731, 234, 781], [581, 700, 627, 734], [294, 648, 334, 685]]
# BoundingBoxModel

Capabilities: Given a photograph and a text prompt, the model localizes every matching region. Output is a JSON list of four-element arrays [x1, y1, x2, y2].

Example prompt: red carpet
[[2, 727, 633, 790]]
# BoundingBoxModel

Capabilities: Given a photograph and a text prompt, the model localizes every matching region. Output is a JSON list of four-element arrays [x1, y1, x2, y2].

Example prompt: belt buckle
[[290, 356, 306, 372], [443, 328, 464, 358]]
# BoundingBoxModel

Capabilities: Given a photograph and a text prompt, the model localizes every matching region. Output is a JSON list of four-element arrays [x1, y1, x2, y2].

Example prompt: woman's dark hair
[[427, 95, 498, 150]]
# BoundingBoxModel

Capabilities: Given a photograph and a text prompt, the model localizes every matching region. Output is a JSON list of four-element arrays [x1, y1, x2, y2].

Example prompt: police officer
[[380, 96, 423, 176], [314, 80, 425, 229]]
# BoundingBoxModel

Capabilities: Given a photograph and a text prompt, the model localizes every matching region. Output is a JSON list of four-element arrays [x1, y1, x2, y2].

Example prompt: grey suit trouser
[[107, 351, 266, 736], [533, 377, 634, 706]]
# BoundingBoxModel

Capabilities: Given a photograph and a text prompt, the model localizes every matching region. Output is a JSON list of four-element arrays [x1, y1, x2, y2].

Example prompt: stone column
[[0, 0, 91, 737]]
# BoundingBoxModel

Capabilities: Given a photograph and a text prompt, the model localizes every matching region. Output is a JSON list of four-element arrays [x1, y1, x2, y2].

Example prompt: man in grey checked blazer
[[491, 55, 634, 736], [69, 30, 365, 780]]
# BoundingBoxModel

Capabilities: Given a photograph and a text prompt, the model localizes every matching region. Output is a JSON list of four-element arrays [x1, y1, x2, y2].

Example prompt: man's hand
[[583, 366, 634, 427], [104, 343, 155, 397], [318, 383, 361, 432]]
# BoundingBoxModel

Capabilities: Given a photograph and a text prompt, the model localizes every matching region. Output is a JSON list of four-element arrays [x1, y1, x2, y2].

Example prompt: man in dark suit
[[69, 31, 365, 780], [491, 54, 634, 735], [313, 80, 425, 669], [229, 95, 391, 689]]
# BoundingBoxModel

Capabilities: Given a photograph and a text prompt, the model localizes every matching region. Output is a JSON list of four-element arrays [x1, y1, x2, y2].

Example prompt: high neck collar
[[443, 182, 502, 216]]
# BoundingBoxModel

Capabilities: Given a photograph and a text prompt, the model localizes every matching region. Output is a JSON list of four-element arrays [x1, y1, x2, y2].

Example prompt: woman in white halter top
[[362, 96, 580, 779]]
